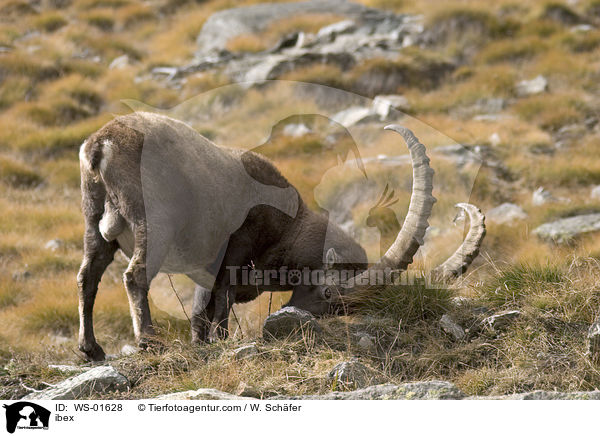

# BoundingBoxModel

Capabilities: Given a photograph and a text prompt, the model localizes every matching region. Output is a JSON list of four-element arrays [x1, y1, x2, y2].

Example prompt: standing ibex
[[77, 111, 485, 361]]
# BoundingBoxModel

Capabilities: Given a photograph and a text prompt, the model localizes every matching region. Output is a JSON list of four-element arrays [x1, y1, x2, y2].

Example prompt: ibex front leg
[[212, 288, 235, 340], [123, 224, 156, 349]]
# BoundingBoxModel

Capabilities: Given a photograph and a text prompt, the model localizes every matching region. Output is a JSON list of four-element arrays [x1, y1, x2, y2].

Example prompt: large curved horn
[[341, 126, 436, 293], [375, 125, 436, 271], [431, 203, 486, 282]]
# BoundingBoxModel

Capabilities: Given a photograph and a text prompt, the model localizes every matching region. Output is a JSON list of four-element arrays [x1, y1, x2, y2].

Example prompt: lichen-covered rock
[[189, 0, 427, 86], [262, 307, 322, 340], [153, 389, 246, 400], [439, 314, 466, 341], [196, 0, 379, 56], [516, 75, 548, 97], [47, 364, 86, 374], [233, 343, 260, 360], [355, 332, 376, 352], [23, 366, 129, 400], [277, 381, 466, 400], [328, 361, 380, 389], [482, 310, 521, 331], [470, 390, 600, 400], [533, 213, 600, 243], [120, 344, 138, 356], [587, 320, 600, 364], [44, 239, 62, 251]]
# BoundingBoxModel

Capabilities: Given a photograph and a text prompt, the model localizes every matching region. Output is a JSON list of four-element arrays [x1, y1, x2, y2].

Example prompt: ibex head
[[283, 125, 486, 316]]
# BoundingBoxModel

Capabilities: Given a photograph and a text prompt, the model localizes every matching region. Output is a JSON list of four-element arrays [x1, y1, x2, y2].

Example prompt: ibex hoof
[[79, 342, 106, 362]]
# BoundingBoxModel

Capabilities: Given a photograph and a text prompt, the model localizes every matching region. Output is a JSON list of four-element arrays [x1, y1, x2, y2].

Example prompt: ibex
[[77, 111, 485, 361]]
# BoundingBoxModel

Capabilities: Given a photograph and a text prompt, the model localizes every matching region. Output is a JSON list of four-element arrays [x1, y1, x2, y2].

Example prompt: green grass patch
[[479, 262, 565, 308], [513, 93, 586, 131], [23, 302, 79, 335], [346, 280, 453, 325], [477, 37, 547, 64], [0, 156, 43, 188], [12, 115, 108, 154], [84, 11, 115, 31], [0, 281, 22, 309], [32, 12, 68, 33]]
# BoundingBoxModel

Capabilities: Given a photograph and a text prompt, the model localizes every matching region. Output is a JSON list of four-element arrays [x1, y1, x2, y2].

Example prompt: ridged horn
[[341, 126, 436, 293], [431, 203, 486, 281], [375, 125, 436, 271]]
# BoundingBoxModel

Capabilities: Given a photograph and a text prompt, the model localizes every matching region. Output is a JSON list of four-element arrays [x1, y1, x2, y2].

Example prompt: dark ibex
[[77, 112, 485, 361]]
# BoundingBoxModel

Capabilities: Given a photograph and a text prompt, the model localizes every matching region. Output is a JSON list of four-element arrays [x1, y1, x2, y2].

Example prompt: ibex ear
[[325, 248, 339, 270]]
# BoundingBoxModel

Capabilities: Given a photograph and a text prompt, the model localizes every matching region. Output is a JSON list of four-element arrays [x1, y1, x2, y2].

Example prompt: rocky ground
[[9, 306, 600, 400]]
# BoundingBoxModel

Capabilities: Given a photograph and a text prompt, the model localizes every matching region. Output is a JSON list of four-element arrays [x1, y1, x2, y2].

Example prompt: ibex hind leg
[[78, 180, 118, 361]]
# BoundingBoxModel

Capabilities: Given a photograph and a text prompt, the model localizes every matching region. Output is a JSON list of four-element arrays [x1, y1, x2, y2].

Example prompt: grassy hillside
[[2, 0, 600, 398]]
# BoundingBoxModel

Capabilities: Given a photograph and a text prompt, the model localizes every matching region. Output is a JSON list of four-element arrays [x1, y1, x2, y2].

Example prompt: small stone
[[532, 187, 569, 206], [489, 132, 501, 147], [328, 361, 379, 389], [516, 75, 548, 97], [482, 310, 521, 331], [571, 24, 593, 33], [152, 67, 178, 81], [44, 239, 62, 251], [262, 307, 322, 341], [120, 344, 138, 356], [235, 382, 260, 398], [532, 187, 553, 206], [109, 55, 130, 70], [588, 320, 600, 364], [233, 343, 259, 360], [357, 335, 375, 352], [372, 95, 410, 119], [487, 203, 528, 225], [439, 314, 466, 341], [590, 185, 600, 200], [282, 123, 311, 137]]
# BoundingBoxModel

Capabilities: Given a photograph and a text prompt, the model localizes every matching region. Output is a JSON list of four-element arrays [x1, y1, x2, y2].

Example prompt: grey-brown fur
[[77, 112, 367, 361]]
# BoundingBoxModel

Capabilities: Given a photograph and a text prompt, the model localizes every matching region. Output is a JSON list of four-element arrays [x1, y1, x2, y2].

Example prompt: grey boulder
[[23, 366, 129, 400], [533, 213, 600, 243], [328, 361, 380, 389], [262, 307, 322, 340]]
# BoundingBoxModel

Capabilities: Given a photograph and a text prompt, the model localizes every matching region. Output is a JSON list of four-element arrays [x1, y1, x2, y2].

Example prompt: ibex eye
[[323, 288, 332, 299]]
